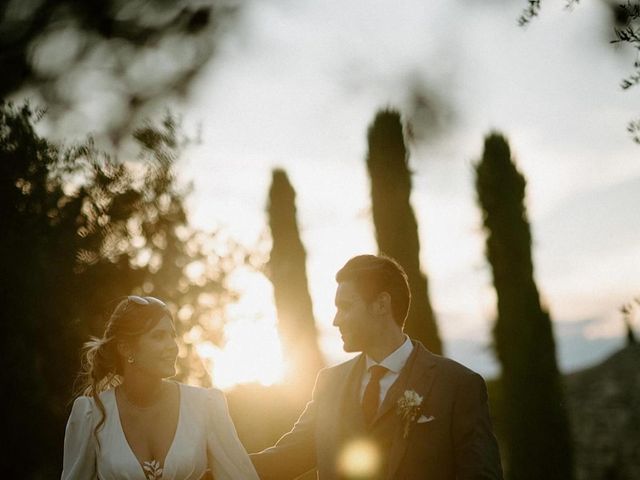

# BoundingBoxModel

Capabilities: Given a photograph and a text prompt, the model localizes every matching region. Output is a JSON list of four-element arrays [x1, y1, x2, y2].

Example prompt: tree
[[0, 0, 242, 141], [475, 132, 573, 480], [266, 168, 324, 388], [0, 103, 239, 477], [621, 297, 639, 345], [365, 109, 442, 354]]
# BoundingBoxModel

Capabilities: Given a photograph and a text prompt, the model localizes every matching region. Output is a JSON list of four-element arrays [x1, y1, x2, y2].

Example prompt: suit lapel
[[342, 355, 367, 430], [382, 342, 438, 480]]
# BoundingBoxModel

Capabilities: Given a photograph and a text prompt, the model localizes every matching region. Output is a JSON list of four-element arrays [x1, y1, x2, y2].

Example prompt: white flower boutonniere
[[396, 390, 424, 439]]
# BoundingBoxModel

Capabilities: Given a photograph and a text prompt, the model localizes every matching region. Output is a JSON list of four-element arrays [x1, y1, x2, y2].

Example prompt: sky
[[176, 0, 640, 381], [25, 0, 640, 383]]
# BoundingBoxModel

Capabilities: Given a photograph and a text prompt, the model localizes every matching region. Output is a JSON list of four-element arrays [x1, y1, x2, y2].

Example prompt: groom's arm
[[452, 371, 504, 480], [250, 372, 327, 480]]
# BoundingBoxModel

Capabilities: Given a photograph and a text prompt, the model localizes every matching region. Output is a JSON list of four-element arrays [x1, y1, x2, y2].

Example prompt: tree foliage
[[0, 102, 239, 477], [0, 0, 242, 141], [267, 168, 324, 388], [365, 109, 442, 354], [620, 296, 639, 345], [475, 132, 573, 480]]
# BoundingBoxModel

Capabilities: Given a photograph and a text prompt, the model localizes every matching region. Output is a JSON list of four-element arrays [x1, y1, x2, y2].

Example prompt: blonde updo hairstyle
[[77, 296, 171, 436]]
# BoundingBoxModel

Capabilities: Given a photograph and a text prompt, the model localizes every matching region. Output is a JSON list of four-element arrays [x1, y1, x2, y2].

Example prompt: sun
[[196, 268, 285, 390]]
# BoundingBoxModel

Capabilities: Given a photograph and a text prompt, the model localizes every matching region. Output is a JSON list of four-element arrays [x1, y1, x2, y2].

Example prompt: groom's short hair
[[336, 254, 411, 327]]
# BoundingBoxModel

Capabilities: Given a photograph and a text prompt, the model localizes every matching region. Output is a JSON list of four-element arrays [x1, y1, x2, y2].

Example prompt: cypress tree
[[267, 169, 324, 387], [475, 132, 573, 480], [365, 109, 442, 354]]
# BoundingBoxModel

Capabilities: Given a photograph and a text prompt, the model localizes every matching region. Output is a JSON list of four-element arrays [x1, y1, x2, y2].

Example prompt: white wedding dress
[[61, 384, 259, 480]]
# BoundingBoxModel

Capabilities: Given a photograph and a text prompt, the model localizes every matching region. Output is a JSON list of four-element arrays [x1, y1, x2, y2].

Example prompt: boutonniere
[[396, 389, 430, 438]]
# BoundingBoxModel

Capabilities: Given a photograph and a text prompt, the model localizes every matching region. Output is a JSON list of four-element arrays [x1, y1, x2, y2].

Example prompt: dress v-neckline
[[112, 383, 183, 479]]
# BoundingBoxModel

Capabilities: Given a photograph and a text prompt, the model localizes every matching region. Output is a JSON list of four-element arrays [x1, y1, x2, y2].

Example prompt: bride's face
[[131, 315, 179, 379]]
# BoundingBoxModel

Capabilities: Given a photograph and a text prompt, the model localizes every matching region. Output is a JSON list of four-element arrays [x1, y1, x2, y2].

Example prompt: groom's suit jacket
[[251, 341, 503, 480]]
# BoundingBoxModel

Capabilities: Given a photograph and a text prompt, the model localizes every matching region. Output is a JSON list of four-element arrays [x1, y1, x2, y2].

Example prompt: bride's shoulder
[[68, 389, 116, 424], [72, 388, 115, 408], [70, 395, 94, 416]]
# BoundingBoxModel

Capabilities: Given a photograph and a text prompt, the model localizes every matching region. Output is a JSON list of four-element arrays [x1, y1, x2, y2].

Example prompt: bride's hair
[[75, 296, 170, 437]]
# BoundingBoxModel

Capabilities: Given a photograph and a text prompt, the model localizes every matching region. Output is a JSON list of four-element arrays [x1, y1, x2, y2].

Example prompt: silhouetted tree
[[621, 299, 638, 345], [0, 0, 241, 141], [266, 169, 324, 388], [365, 109, 442, 354], [0, 103, 238, 477], [475, 132, 573, 480]]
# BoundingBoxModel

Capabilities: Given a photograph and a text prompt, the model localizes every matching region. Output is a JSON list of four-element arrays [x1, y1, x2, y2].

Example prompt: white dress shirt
[[359, 335, 414, 407]]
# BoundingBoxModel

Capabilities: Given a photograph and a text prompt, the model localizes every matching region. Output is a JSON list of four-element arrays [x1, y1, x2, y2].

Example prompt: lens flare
[[337, 438, 381, 479]]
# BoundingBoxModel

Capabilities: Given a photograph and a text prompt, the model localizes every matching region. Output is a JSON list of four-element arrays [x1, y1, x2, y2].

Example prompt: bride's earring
[[127, 355, 135, 364]]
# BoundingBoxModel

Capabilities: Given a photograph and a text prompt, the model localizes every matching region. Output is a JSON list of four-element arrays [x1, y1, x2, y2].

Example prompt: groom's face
[[333, 280, 375, 353]]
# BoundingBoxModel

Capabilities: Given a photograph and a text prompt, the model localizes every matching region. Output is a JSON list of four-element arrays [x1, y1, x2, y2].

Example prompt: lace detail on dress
[[142, 460, 163, 480]]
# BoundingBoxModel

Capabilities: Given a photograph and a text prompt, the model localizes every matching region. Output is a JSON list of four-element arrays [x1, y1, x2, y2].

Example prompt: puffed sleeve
[[61, 396, 97, 480], [205, 388, 259, 480]]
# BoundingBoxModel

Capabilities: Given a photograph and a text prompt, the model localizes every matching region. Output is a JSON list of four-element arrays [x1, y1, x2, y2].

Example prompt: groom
[[251, 254, 503, 479]]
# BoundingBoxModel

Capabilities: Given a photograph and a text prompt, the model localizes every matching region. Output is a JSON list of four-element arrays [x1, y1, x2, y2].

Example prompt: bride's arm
[[61, 397, 97, 480], [205, 388, 260, 480]]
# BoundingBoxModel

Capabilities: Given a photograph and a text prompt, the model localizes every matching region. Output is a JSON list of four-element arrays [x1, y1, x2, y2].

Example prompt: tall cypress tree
[[365, 109, 442, 354], [475, 132, 573, 480], [267, 169, 324, 387]]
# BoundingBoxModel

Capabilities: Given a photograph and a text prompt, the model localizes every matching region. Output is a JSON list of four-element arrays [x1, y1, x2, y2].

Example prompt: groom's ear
[[372, 291, 391, 316]]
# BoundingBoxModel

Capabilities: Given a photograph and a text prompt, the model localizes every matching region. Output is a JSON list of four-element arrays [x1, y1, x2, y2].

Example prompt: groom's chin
[[341, 342, 360, 353]]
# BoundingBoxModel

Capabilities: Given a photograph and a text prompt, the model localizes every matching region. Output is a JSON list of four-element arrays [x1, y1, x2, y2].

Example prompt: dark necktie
[[362, 365, 388, 424]]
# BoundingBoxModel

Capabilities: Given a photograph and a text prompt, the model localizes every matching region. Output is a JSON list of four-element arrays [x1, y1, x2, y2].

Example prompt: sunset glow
[[197, 268, 286, 389]]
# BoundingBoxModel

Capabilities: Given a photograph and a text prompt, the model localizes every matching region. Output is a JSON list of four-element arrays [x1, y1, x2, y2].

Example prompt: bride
[[61, 296, 259, 480]]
